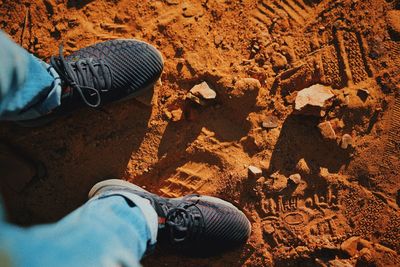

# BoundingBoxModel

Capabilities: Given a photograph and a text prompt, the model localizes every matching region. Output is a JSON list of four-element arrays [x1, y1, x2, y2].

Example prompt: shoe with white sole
[[89, 179, 251, 255]]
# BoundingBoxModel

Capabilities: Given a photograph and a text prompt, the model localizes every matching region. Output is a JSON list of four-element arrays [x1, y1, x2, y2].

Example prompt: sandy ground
[[1, 0, 400, 266]]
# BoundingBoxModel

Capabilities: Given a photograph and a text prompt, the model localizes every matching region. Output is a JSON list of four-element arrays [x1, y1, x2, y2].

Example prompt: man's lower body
[[0, 32, 251, 267], [0, 195, 157, 267]]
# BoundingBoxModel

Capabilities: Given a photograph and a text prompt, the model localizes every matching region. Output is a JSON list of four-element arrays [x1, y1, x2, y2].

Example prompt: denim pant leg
[[0, 196, 154, 267], [0, 31, 62, 121]]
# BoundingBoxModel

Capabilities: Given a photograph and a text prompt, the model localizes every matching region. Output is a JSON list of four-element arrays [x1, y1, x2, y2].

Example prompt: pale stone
[[170, 109, 183, 122], [288, 173, 302, 185], [234, 78, 261, 96], [318, 121, 336, 140], [248, 165, 263, 179], [294, 84, 335, 117], [341, 134, 354, 149], [262, 115, 279, 129], [190, 81, 216, 100]]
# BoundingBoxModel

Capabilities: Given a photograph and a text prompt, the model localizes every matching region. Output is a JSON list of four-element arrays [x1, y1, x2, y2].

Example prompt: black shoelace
[[50, 45, 112, 108], [165, 196, 204, 243]]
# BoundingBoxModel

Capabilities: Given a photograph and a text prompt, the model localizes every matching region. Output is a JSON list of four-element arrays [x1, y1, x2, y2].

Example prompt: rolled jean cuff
[[90, 191, 158, 246]]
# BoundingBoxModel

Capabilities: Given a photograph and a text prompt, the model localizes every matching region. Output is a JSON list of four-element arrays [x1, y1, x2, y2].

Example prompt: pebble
[[248, 165, 263, 179], [164, 110, 172, 120], [341, 134, 354, 149], [341, 236, 360, 257], [187, 81, 216, 106], [294, 84, 335, 117], [170, 108, 183, 122], [214, 35, 223, 46], [262, 115, 279, 129], [263, 223, 275, 235], [288, 173, 302, 185], [234, 78, 261, 92], [318, 121, 336, 140], [271, 52, 288, 70], [296, 158, 311, 175], [165, 0, 179, 5], [266, 172, 288, 193], [190, 81, 216, 100]]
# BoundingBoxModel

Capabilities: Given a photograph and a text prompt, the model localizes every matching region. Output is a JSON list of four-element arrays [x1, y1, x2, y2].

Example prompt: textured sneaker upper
[[89, 180, 251, 255], [55, 39, 163, 107], [170, 196, 251, 254]]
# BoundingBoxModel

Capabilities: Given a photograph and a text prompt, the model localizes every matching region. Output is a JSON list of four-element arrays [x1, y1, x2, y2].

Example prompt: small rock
[[318, 121, 336, 140], [341, 134, 354, 149], [187, 82, 216, 106], [262, 222, 275, 235], [296, 158, 311, 175], [341, 236, 361, 257], [271, 52, 288, 70], [170, 108, 183, 122], [357, 88, 370, 102], [164, 110, 172, 120], [262, 115, 279, 129], [214, 35, 223, 46], [234, 78, 261, 94], [165, 0, 179, 5], [292, 178, 308, 197], [288, 173, 302, 185], [190, 81, 216, 100], [248, 165, 263, 179], [294, 84, 335, 117], [266, 172, 288, 193]]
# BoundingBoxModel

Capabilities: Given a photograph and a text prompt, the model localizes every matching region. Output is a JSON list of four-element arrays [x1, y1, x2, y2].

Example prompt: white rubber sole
[[89, 179, 252, 233], [88, 179, 150, 198], [89, 179, 238, 210]]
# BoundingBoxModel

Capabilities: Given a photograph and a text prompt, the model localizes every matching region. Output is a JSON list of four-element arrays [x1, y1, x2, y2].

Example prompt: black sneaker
[[89, 179, 251, 255], [18, 39, 163, 126]]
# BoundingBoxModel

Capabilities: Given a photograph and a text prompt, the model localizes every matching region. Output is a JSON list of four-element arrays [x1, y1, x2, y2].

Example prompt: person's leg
[[0, 195, 157, 267], [0, 31, 62, 121], [0, 32, 163, 124]]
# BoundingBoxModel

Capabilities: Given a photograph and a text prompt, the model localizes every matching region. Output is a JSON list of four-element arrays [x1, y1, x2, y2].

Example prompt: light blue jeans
[[0, 31, 61, 120], [0, 32, 158, 266], [0, 196, 156, 267]]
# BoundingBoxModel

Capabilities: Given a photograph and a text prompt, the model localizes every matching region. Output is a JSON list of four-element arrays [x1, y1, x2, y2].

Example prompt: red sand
[[1, 0, 400, 266]]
